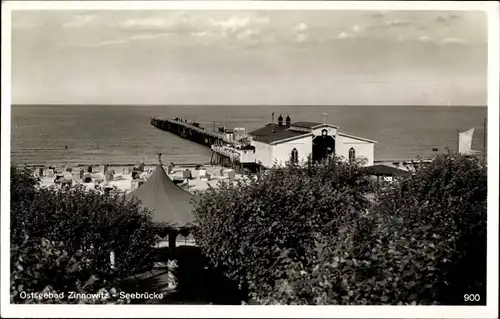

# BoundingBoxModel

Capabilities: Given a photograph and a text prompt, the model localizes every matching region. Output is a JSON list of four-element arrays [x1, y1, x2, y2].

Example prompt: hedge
[[193, 154, 487, 305], [192, 157, 373, 303], [10, 165, 160, 303]]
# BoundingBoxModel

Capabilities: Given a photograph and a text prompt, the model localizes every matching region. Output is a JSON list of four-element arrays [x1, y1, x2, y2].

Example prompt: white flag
[[458, 128, 474, 154]]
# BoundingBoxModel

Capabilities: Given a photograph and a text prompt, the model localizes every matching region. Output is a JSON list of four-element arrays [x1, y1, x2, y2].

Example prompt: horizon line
[[11, 104, 488, 108]]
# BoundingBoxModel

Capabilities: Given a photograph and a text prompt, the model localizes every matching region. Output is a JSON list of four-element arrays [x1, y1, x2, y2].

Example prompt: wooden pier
[[151, 117, 246, 169], [151, 117, 238, 148], [210, 145, 240, 167]]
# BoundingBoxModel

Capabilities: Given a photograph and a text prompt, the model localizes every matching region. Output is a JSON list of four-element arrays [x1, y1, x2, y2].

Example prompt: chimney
[[322, 113, 328, 124], [278, 114, 283, 127], [286, 114, 291, 128], [157, 152, 163, 165], [271, 112, 275, 124]]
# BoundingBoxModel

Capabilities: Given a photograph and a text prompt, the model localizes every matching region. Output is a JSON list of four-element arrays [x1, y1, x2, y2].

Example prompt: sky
[[11, 9, 488, 106]]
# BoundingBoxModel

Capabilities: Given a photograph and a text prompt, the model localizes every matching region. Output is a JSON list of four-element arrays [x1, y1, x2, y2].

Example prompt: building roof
[[289, 122, 340, 129], [337, 132, 378, 144], [362, 165, 411, 176], [289, 121, 323, 129], [249, 123, 310, 144], [127, 165, 196, 228], [240, 144, 256, 150]]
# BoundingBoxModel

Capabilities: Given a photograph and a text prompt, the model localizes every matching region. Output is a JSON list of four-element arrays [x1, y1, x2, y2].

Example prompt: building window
[[349, 147, 356, 163], [291, 148, 299, 164]]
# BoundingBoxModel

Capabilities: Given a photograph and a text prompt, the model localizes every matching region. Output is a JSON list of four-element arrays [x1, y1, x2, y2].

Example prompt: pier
[[151, 117, 238, 148], [210, 145, 240, 167], [151, 117, 248, 170]]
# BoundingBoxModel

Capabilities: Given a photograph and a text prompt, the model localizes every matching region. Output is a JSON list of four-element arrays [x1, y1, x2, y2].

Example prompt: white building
[[247, 117, 376, 168]]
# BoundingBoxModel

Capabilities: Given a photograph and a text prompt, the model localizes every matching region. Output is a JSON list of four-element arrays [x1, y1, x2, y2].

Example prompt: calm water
[[11, 104, 487, 165]]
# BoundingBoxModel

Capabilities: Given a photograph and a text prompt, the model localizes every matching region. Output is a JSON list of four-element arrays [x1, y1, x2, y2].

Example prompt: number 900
[[464, 294, 480, 302]]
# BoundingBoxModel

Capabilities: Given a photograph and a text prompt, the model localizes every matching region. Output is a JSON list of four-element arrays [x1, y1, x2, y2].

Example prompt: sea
[[10, 104, 488, 166]]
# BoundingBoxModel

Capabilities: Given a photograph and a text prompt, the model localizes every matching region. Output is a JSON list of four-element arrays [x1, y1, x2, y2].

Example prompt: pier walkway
[[151, 118, 238, 148]]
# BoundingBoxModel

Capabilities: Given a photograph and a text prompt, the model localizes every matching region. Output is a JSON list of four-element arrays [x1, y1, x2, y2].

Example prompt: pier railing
[[211, 145, 240, 161], [151, 117, 239, 147]]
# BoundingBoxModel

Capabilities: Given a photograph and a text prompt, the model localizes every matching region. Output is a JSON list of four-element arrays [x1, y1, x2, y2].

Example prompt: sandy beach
[[37, 164, 244, 194]]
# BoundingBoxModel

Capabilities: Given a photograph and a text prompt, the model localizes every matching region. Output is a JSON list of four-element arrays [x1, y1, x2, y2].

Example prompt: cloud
[[191, 31, 209, 37], [435, 13, 461, 24], [417, 35, 436, 43], [370, 11, 387, 19], [11, 16, 40, 30], [209, 16, 249, 31], [415, 35, 467, 45], [440, 37, 467, 45], [63, 14, 95, 28], [296, 33, 309, 43], [352, 25, 362, 33], [396, 35, 406, 42], [236, 29, 260, 40], [294, 23, 308, 32], [337, 31, 352, 39], [383, 20, 414, 28], [209, 16, 269, 34], [122, 17, 171, 28], [81, 33, 173, 47], [364, 19, 417, 33]]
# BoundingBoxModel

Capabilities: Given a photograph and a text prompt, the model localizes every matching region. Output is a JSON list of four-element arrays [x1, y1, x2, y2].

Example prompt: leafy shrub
[[192, 157, 373, 303], [11, 235, 129, 304], [375, 153, 487, 304], [10, 165, 160, 303], [193, 154, 486, 305]]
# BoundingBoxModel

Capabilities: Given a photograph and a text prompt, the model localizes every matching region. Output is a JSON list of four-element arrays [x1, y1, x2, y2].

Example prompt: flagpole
[[456, 125, 460, 154]]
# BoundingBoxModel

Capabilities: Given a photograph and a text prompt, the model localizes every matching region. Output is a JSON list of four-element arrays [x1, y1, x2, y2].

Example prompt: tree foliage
[[374, 153, 487, 304], [193, 154, 487, 305], [192, 157, 373, 303], [11, 236, 129, 304], [10, 165, 160, 304]]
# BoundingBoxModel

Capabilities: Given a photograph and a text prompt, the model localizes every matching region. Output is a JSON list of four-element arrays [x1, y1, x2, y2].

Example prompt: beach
[[36, 164, 244, 194]]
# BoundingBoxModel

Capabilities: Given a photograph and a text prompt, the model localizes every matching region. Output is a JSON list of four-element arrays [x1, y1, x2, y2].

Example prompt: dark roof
[[362, 165, 411, 176], [289, 121, 323, 129], [127, 165, 196, 228], [249, 123, 310, 144], [240, 145, 256, 150]]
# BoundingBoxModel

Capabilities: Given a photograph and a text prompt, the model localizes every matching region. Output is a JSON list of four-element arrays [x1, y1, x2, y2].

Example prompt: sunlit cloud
[[63, 14, 95, 28], [440, 37, 467, 45], [11, 17, 40, 30], [122, 17, 171, 28], [418, 35, 435, 43], [436, 13, 461, 24], [383, 19, 413, 27], [236, 29, 260, 40], [338, 31, 352, 39], [81, 33, 173, 47], [294, 22, 308, 32], [296, 33, 309, 42], [209, 16, 269, 34]]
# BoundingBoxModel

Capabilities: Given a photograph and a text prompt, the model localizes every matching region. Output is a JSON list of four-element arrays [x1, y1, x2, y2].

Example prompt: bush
[[193, 154, 487, 305], [10, 165, 160, 303], [375, 153, 487, 304], [192, 157, 373, 303], [11, 235, 129, 304]]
